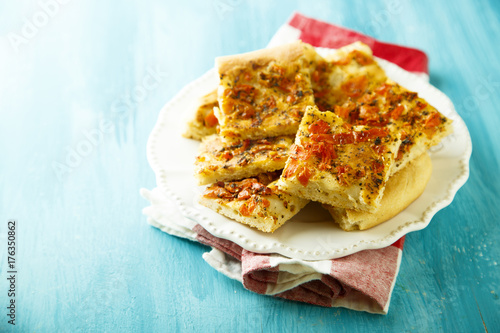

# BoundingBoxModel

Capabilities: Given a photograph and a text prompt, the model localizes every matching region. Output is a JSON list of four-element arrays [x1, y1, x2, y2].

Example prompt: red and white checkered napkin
[[142, 13, 429, 314]]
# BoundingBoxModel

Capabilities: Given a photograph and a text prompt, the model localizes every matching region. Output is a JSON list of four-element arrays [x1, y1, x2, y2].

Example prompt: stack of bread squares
[[183, 41, 452, 233]]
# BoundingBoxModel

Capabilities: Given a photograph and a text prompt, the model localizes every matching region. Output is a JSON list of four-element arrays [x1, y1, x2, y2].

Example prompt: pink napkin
[[142, 12, 429, 315]]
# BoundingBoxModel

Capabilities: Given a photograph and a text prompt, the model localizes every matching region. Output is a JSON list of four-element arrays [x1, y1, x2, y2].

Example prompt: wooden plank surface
[[0, 0, 499, 331]]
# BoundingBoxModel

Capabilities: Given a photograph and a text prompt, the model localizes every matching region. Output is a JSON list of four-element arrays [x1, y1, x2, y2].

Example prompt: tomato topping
[[372, 160, 385, 174], [271, 64, 286, 76], [226, 84, 256, 102], [260, 95, 276, 111], [314, 89, 330, 99], [239, 199, 258, 216], [336, 164, 352, 186], [312, 70, 320, 82], [297, 165, 312, 186], [203, 177, 274, 211], [284, 159, 300, 179], [341, 76, 368, 99], [308, 119, 331, 134], [204, 109, 219, 127], [415, 101, 427, 111], [220, 151, 233, 160], [375, 83, 391, 96], [352, 50, 374, 65], [358, 92, 376, 104], [331, 132, 355, 145], [372, 144, 388, 155], [424, 112, 442, 128], [391, 105, 404, 120], [359, 105, 380, 119], [284, 158, 313, 185], [353, 127, 390, 142], [234, 139, 251, 154], [334, 102, 356, 119]]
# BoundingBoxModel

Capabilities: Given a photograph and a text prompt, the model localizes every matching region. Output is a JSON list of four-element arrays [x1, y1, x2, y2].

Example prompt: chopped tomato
[[353, 127, 390, 142], [314, 89, 330, 99], [415, 101, 427, 111], [334, 102, 356, 119], [391, 105, 404, 120], [358, 92, 376, 104], [359, 105, 380, 120], [372, 144, 388, 155], [312, 70, 320, 82], [220, 151, 233, 160], [331, 132, 355, 145], [239, 199, 258, 216], [375, 83, 391, 96], [372, 160, 385, 174], [341, 76, 368, 99], [308, 119, 331, 134], [297, 165, 312, 186], [424, 112, 442, 128], [352, 50, 374, 65], [271, 64, 286, 76], [262, 198, 270, 208], [336, 164, 352, 186], [204, 109, 219, 127]]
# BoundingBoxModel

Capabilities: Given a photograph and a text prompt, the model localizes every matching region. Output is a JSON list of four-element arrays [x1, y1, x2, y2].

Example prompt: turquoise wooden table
[[1, 0, 499, 331]]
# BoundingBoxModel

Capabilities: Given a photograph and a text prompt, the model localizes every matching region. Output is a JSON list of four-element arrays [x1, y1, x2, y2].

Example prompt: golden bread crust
[[325, 152, 432, 230]]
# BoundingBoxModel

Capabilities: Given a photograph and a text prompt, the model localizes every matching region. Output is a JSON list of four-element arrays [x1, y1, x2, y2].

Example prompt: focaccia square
[[215, 41, 320, 142], [195, 134, 294, 185], [332, 79, 453, 174], [277, 106, 401, 212], [199, 172, 309, 233], [183, 89, 219, 140], [325, 152, 432, 231]]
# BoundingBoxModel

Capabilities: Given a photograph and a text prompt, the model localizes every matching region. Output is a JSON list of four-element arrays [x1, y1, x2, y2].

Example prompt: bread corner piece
[[182, 89, 219, 140], [325, 152, 432, 231], [194, 134, 294, 185], [199, 173, 309, 233], [214, 41, 320, 143], [277, 105, 401, 212]]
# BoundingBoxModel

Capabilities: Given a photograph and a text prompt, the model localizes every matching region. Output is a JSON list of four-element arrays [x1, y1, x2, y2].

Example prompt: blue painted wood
[[0, 0, 499, 331]]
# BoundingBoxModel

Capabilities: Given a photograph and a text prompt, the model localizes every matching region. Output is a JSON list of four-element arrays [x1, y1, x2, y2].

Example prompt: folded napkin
[[142, 12, 429, 314]]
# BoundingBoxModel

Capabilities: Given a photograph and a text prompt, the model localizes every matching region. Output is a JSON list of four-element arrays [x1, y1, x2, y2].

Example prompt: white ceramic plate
[[147, 49, 472, 260]]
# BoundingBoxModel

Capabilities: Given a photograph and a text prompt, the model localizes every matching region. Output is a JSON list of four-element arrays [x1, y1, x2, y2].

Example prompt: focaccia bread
[[277, 106, 401, 212], [195, 134, 294, 185], [183, 89, 219, 140], [214, 41, 320, 142], [312, 42, 387, 112], [199, 172, 309, 233], [325, 152, 432, 231], [332, 79, 453, 174]]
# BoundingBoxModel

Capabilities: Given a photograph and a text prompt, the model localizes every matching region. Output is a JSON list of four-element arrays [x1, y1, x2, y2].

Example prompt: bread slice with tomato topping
[[324, 152, 432, 231], [195, 134, 294, 185], [332, 79, 453, 175], [183, 89, 220, 140], [277, 106, 401, 212], [214, 41, 320, 143], [199, 172, 309, 233]]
